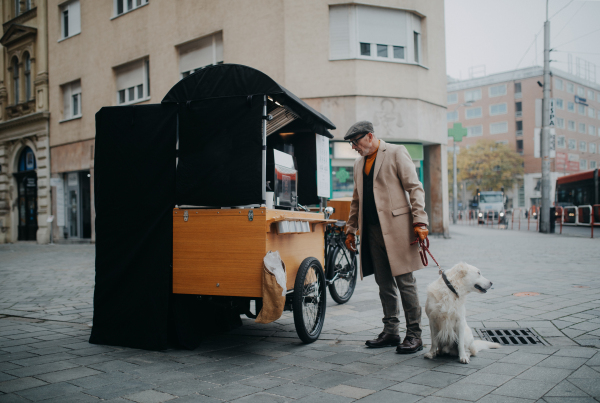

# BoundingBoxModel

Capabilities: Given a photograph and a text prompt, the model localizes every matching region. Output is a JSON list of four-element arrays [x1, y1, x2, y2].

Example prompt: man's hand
[[345, 233, 357, 252], [413, 224, 428, 241]]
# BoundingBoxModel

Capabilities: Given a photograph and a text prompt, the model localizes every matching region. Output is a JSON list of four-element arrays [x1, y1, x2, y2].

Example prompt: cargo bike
[[166, 64, 347, 343]]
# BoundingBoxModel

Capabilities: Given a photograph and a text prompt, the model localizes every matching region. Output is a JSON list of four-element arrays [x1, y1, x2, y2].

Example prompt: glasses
[[348, 133, 368, 146]]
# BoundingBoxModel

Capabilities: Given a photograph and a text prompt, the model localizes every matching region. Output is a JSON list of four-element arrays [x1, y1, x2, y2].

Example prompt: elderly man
[[344, 121, 429, 354]]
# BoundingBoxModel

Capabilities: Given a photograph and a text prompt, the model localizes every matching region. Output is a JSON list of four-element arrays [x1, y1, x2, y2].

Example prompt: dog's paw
[[459, 355, 470, 364], [424, 352, 436, 359]]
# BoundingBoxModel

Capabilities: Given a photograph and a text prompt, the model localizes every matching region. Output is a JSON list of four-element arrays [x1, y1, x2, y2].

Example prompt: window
[[490, 103, 507, 116], [589, 107, 595, 118], [589, 90, 594, 100], [467, 125, 483, 137], [24, 53, 31, 101], [490, 121, 508, 134], [598, 93, 600, 103], [577, 87, 585, 96], [515, 101, 522, 117], [579, 141, 586, 152], [61, 80, 82, 120], [489, 84, 507, 97], [329, 5, 422, 64], [360, 43, 370, 56], [12, 57, 19, 104], [413, 31, 421, 63], [60, 0, 80, 40], [556, 117, 565, 128], [115, 58, 150, 105], [115, 0, 148, 16], [568, 139, 576, 150], [516, 120, 523, 135], [579, 123, 586, 133], [590, 143, 596, 154], [178, 32, 223, 78], [580, 159, 587, 170], [465, 89, 481, 102], [555, 78, 563, 91], [591, 161, 597, 169], [465, 107, 482, 119], [447, 111, 458, 122], [590, 125, 596, 136], [447, 93, 458, 105], [516, 139, 523, 154], [568, 120, 576, 131], [568, 101, 575, 112], [557, 135, 565, 148], [556, 99, 563, 109], [567, 83, 574, 93], [598, 110, 600, 120], [514, 82, 522, 94], [578, 104, 585, 115]]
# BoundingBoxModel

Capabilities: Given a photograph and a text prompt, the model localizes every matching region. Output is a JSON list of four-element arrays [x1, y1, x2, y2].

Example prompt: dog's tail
[[473, 340, 501, 353]]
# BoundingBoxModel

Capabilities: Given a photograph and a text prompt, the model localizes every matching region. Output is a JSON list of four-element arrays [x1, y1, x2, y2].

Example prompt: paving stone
[[87, 359, 141, 373], [14, 381, 82, 402], [568, 377, 600, 397], [0, 394, 31, 403], [155, 379, 217, 396], [0, 374, 16, 383], [476, 396, 536, 403], [542, 397, 598, 403], [33, 366, 102, 383], [294, 391, 354, 403], [296, 370, 359, 389], [538, 356, 588, 370], [123, 390, 176, 403], [478, 362, 532, 376], [340, 375, 396, 391], [351, 389, 422, 403], [517, 366, 573, 383], [433, 382, 496, 401], [200, 383, 264, 400], [230, 392, 288, 403], [83, 379, 154, 400], [371, 363, 428, 381], [387, 381, 439, 396], [324, 384, 374, 399], [405, 370, 464, 388], [545, 379, 590, 397], [266, 382, 321, 399], [268, 366, 322, 380], [499, 352, 549, 366], [0, 377, 48, 393], [40, 391, 105, 403], [4, 360, 79, 377], [492, 378, 557, 400], [67, 372, 135, 389]]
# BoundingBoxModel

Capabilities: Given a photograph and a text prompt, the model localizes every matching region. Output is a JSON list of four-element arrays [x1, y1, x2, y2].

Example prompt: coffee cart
[[91, 64, 338, 349]]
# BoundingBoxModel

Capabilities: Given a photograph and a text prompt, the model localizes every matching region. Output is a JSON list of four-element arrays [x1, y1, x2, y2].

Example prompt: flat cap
[[344, 121, 374, 140]]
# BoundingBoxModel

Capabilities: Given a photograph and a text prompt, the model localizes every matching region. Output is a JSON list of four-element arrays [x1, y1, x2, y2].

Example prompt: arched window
[[24, 53, 31, 101], [12, 57, 19, 104], [18, 147, 36, 172]]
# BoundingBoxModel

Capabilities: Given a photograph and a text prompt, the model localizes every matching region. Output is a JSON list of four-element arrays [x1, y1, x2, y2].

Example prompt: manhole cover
[[475, 328, 549, 346], [573, 286, 590, 289], [513, 292, 540, 297]]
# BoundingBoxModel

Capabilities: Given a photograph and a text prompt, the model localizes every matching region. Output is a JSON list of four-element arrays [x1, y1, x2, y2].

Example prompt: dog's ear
[[452, 262, 469, 279]]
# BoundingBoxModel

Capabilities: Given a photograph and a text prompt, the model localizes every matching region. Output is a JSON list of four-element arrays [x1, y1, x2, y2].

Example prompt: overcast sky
[[445, 0, 600, 82]]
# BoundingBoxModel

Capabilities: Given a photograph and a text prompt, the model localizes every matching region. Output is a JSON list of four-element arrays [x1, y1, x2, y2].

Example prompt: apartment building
[[447, 66, 600, 211], [47, 0, 449, 243], [0, 0, 50, 244]]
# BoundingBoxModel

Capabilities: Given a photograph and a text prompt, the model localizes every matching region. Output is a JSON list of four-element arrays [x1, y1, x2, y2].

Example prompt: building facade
[[0, 0, 51, 244], [447, 66, 600, 211], [47, 0, 449, 242]]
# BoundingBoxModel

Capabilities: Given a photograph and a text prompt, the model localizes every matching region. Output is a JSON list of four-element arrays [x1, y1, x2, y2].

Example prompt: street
[[1, 225, 599, 402]]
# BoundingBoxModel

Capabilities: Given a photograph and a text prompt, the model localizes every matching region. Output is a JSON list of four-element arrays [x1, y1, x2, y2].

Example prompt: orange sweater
[[364, 140, 380, 175]]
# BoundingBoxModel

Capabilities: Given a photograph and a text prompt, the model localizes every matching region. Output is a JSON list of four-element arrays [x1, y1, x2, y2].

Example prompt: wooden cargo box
[[173, 207, 330, 297]]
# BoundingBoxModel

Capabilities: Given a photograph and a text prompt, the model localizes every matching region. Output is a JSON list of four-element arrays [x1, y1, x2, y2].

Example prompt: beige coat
[[346, 140, 428, 279]]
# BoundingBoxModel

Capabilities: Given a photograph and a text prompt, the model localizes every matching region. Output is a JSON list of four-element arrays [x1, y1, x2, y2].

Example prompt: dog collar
[[441, 271, 459, 298]]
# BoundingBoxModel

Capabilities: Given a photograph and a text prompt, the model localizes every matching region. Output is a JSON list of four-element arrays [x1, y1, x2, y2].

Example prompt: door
[[15, 172, 38, 241]]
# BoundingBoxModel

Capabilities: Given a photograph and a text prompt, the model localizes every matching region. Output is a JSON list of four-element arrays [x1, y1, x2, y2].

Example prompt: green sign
[[448, 123, 467, 143]]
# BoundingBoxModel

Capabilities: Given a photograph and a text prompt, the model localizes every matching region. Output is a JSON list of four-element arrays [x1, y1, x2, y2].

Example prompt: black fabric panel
[[162, 64, 335, 137], [90, 104, 177, 351], [176, 97, 263, 206]]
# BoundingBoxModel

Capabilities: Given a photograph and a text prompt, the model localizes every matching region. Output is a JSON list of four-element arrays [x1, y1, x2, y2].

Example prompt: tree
[[457, 139, 524, 193]]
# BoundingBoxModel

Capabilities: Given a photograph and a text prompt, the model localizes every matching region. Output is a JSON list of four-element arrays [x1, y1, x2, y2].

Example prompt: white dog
[[424, 262, 500, 364]]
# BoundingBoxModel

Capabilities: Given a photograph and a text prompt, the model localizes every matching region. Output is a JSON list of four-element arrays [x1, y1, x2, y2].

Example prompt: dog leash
[[410, 236, 460, 298]]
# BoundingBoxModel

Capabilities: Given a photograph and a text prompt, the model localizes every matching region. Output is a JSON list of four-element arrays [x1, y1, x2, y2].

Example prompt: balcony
[[516, 130, 523, 137], [5, 100, 36, 119], [516, 111, 522, 118], [515, 92, 522, 99]]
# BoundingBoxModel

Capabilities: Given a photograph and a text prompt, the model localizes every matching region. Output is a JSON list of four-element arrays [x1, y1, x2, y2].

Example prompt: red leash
[[410, 236, 442, 275]]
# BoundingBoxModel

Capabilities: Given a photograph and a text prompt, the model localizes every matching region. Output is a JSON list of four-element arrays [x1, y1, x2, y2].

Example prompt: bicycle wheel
[[293, 257, 327, 343], [327, 245, 357, 304]]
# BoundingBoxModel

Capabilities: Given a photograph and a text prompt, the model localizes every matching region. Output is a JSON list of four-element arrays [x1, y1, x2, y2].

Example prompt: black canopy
[[162, 64, 335, 138]]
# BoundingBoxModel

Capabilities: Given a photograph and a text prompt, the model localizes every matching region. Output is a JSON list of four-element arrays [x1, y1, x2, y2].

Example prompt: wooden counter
[[173, 207, 332, 297]]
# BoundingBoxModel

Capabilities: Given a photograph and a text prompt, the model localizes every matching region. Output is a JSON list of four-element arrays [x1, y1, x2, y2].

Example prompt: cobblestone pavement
[[1, 225, 599, 402]]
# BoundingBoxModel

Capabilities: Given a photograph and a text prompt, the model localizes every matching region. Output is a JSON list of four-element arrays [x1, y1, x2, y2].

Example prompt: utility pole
[[540, 0, 551, 233]]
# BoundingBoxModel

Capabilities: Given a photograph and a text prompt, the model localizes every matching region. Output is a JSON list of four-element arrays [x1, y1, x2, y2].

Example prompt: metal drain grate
[[475, 328, 549, 346]]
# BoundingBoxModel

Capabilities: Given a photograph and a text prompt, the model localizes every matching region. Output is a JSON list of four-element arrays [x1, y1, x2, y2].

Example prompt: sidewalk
[[0, 225, 599, 402]]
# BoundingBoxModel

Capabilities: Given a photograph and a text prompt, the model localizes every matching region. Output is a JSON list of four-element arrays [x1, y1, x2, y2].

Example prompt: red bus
[[555, 168, 599, 224]]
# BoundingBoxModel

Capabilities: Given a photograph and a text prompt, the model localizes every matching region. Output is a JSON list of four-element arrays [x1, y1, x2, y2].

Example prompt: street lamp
[[448, 101, 474, 224]]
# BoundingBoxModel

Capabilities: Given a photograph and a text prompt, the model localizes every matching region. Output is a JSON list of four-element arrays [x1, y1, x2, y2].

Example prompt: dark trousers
[[367, 223, 422, 338]]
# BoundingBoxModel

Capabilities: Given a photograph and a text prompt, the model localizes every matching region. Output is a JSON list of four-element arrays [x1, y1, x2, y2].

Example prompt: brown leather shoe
[[396, 336, 423, 354], [365, 332, 400, 348]]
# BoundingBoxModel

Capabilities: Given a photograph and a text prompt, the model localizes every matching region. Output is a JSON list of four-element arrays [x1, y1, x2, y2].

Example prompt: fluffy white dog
[[424, 262, 500, 364]]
